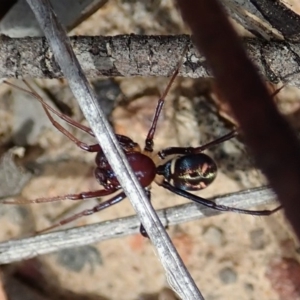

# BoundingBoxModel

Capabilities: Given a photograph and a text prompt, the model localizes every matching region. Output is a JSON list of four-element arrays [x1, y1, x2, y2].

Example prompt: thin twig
[[0, 186, 277, 264], [25, 0, 202, 299], [1, 35, 300, 87]]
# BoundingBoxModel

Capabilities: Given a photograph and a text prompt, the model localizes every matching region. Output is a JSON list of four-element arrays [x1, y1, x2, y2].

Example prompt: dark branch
[[176, 0, 300, 240]]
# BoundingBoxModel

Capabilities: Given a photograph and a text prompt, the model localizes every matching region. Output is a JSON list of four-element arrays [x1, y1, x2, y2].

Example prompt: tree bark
[[1, 34, 300, 88]]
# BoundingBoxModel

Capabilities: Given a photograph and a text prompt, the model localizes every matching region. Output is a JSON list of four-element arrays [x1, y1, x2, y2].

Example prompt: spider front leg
[[144, 68, 180, 153], [41, 103, 102, 152], [4, 80, 101, 152], [4, 80, 96, 137], [144, 46, 187, 153]]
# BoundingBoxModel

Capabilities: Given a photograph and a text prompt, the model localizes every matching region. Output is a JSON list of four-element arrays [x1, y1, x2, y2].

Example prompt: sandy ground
[[1, 1, 300, 299]]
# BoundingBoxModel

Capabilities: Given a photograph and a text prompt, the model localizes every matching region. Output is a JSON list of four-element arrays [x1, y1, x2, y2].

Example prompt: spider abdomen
[[158, 154, 217, 191]]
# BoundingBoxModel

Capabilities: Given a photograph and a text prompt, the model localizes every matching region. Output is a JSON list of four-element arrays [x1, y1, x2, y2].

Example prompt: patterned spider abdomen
[[158, 153, 217, 191]]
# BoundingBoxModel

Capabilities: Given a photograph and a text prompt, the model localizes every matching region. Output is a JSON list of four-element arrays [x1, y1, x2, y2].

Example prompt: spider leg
[[144, 46, 188, 153], [158, 129, 238, 159], [36, 191, 127, 234], [4, 80, 95, 137], [160, 180, 282, 215], [144, 71, 179, 153], [4, 80, 101, 152], [41, 101, 102, 152], [5, 81, 140, 153], [2, 188, 117, 204]]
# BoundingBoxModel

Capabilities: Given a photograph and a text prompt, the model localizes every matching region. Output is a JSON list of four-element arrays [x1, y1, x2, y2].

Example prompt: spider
[[3, 63, 282, 235]]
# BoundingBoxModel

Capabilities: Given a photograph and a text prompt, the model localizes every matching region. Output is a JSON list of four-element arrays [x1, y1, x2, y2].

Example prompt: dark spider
[[3, 64, 281, 235]]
